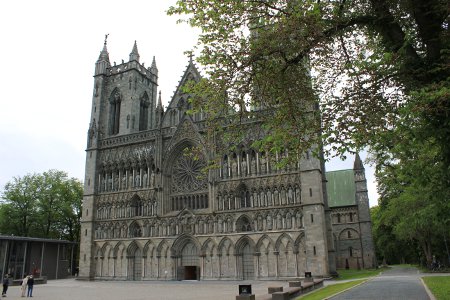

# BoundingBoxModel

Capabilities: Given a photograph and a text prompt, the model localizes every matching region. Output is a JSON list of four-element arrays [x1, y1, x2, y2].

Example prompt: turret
[[95, 35, 110, 76], [151, 56, 158, 76], [353, 153, 376, 268], [354, 153, 364, 171], [129, 40, 140, 62], [155, 91, 164, 127]]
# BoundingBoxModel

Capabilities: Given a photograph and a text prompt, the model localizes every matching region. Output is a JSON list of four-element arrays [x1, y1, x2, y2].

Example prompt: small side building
[[0, 236, 77, 280], [327, 154, 376, 269]]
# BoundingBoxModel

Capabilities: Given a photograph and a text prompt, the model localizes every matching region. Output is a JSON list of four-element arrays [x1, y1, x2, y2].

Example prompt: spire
[[97, 34, 110, 63], [129, 40, 140, 62], [151, 56, 158, 75], [354, 153, 364, 170], [156, 91, 163, 110], [95, 34, 110, 75]]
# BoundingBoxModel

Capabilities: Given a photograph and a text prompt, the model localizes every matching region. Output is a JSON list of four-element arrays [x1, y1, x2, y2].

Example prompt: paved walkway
[[2, 278, 282, 300], [2, 266, 445, 300], [330, 266, 434, 300]]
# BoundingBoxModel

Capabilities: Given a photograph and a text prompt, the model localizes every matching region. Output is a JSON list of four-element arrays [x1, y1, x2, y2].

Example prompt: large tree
[[372, 120, 450, 266], [0, 170, 82, 241], [168, 0, 449, 163]]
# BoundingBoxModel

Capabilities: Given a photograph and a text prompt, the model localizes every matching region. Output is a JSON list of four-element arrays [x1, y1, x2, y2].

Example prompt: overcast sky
[[0, 0, 378, 207]]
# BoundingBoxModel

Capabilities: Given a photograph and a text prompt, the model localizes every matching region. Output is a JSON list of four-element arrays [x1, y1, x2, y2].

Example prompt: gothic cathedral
[[79, 40, 375, 281]]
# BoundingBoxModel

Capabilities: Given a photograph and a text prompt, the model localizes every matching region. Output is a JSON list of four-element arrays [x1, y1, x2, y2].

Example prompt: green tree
[[0, 174, 40, 237], [373, 127, 450, 266], [0, 170, 83, 242], [168, 0, 449, 163], [169, 0, 449, 266]]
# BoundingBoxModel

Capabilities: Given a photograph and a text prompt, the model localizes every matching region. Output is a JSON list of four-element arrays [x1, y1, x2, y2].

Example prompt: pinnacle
[[97, 38, 110, 63], [129, 40, 140, 62], [151, 56, 157, 69], [354, 153, 364, 170], [131, 40, 139, 55]]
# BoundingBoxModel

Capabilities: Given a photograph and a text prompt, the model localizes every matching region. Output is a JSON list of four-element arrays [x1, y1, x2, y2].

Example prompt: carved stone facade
[[80, 40, 372, 281]]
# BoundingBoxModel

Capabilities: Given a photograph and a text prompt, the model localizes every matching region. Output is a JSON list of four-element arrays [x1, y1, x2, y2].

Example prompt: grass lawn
[[422, 276, 450, 300], [335, 268, 386, 280], [296, 279, 367, 300]]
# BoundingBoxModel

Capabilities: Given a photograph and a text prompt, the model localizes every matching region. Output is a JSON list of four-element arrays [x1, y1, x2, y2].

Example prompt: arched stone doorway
[[242, 243, 254, 280], [128, 247, 142, 280], [178, 242, 200, 280]]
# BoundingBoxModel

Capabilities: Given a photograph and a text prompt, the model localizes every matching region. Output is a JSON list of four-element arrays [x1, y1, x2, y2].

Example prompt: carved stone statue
[[143, 171, 148, 188]]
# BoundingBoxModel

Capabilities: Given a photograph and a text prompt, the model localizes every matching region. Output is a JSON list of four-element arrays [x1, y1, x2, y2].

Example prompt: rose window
[[171, 151, 207, 193]]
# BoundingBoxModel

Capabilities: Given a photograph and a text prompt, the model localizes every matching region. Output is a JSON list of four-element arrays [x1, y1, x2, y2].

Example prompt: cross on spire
[[104, 33, 109, 45]]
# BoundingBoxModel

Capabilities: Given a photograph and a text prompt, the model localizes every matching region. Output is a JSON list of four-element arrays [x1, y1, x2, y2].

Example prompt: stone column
[[237, 153, 241, 177], [275, 251, 279, 278], [256, 152, 260, 175], [118, 170, 122, 190]]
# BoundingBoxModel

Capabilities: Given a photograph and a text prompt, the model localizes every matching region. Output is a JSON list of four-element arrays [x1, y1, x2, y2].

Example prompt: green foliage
[[0, 170, 83, 242], [296, 279, 366, 300], [169, 0, 450, 268], [371, 116, 450, 266], [422, 276, 450, 300], [168, 0, 450, 163], [371, 206, 419, 264]]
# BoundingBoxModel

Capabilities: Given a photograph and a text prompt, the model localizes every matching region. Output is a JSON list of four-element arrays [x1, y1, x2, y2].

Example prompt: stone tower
[[353, 153, 376, 268], [79, 39, 158, 279]]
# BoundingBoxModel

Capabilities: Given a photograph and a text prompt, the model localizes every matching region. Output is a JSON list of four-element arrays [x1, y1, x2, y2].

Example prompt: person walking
[[21, 276, 29, 297], [26, 275, 34, 297], [1, 275, 9, 297]]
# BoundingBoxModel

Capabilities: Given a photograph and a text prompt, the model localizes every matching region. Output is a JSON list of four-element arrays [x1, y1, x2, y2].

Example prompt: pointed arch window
[[109, 90, 121, 135], [236, 215, 252, 232], [129, 222, 142, 238], [139, 92, 150, 131], [130, 195, 143, 217], [237, 182, 251, 208]]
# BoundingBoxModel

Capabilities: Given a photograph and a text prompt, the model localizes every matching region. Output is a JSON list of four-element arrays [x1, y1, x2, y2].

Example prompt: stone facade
[[79, 40, 374, 281], [327, 155, 376, 270]]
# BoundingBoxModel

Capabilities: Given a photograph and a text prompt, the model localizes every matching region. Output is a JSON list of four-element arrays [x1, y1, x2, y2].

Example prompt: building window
[[311, 214, 314, 223], [349, 247, 353, 257], [109, 90, 121, 135], [337, 214, 341, 223], [139, 92, 150, 131], [349, 213, 353, 222], [348, 231, 352, 238], [236, 216, 252, 232]]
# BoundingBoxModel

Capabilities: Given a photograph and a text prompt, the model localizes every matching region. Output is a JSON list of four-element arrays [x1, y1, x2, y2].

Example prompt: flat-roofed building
[[0, 235, 77, 280]]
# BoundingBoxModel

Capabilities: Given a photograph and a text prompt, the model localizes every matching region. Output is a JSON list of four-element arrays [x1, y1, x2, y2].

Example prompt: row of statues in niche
[[221, 150, 299, 179], [96, 199, 157, 220], [94, 210, 303, 240], [99, 168, 158, 193], [217, 185, 301, 211]]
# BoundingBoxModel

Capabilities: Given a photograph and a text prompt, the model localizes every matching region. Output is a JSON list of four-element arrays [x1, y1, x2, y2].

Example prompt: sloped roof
[[326, 169, 356, 207]]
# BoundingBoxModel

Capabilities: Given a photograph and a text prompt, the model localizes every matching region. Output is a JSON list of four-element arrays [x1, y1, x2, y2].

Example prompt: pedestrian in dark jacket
[[1, 275, 9, 297], [26, 275, 34, 297]]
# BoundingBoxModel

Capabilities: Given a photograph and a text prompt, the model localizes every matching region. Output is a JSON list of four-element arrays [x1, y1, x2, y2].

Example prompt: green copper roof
[[326, 169, 356, 207]]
